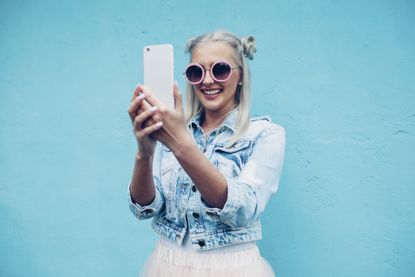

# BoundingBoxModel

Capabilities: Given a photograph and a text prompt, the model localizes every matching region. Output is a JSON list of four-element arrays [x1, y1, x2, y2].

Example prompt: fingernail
[[136, 83, 141, 88], [149, 106, 158, 112], [174, 80, 179, 87], [156, 122, 163, 127], [137, 94, 145, 100]]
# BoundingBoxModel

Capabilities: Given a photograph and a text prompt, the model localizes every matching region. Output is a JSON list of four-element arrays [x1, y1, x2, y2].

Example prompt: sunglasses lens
[[212, 62, 231, 81], [186, 65, 203, 83]]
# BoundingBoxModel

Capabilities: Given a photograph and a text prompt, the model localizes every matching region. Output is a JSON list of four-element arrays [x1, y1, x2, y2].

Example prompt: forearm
[[130, 154, 156, 206], [173, 138, 228, 209]]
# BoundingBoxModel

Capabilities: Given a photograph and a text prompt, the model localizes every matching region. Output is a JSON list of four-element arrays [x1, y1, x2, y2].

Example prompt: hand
[[128, 85, 163, 158], [142, 82, 192, 154]]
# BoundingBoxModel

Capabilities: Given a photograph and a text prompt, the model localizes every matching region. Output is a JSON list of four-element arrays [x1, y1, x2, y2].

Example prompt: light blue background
[[1, 1, 414, 276]]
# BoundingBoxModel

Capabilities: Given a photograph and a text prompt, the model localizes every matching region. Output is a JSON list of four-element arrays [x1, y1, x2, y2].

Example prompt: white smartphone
[[143, 44, 174, 109]]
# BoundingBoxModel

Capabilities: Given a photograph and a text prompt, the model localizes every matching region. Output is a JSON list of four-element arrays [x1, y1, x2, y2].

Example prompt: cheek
[[227, 73, 240, 92], [225, 81, 239, 95], [193, 87, 204, 100]]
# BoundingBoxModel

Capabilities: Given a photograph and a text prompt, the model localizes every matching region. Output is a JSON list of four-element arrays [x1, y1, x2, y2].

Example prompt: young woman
[[127, 30, 285, 276]]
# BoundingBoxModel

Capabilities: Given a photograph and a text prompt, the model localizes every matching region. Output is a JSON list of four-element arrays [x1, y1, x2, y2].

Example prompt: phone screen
[[143, 44, 174, 109]]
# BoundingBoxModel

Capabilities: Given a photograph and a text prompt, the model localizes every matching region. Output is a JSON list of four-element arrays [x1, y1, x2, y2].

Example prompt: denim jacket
[[129, 109, 285, 251]]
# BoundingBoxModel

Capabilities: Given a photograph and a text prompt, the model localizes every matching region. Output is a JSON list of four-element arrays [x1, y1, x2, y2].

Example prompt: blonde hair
[[184, 30, 256, 145]]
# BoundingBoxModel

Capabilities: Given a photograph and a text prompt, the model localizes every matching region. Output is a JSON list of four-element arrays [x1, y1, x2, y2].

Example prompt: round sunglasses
[[183, 61, 239, 85]]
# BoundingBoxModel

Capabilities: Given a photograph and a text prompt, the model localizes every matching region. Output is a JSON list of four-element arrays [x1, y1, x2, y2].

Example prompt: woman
[[127, 30, 285, 276]]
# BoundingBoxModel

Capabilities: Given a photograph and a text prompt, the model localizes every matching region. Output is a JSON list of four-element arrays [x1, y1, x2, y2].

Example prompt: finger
[[131, 83, 144, 102], [139, 97, 153, 112], [128, 93, 146, 120], [141, 85, 163, 109], [137, 121, 163, 139], [133, 106, 158, 128], [132, 84, 153, 112], [173, 81, 183, 113]]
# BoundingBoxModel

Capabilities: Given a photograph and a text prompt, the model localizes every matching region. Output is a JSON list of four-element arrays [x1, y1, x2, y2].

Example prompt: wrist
[[136, 151, 153, 161], [172, 135, 196, 159]]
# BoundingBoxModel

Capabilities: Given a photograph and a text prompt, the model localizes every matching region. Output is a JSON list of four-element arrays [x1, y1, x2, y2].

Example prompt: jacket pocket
[[213, 140, 251, 178]]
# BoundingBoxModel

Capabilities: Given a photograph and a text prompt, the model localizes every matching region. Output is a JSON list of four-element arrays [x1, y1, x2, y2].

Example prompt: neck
[[202, 105, 237, 134]]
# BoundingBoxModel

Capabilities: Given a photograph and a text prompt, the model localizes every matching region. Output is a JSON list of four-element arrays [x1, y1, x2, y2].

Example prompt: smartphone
[[143, 44, 174, 109]]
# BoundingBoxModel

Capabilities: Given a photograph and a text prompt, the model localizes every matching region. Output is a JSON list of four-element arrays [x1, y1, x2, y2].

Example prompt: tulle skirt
[[140, 240, 276, 277]]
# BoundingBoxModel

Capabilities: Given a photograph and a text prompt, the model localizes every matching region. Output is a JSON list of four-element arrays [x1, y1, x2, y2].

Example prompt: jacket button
[[198, 240, 206, 247], [191, 186, 197, 192], [192, 212, 200, 219]]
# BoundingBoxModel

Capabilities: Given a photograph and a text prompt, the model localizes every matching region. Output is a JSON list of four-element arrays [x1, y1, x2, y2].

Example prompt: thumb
[[173, 81, 183, 113]]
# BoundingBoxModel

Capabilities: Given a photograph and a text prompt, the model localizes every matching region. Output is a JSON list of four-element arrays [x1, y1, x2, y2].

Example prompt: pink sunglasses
[[183, 60, 239, 85]]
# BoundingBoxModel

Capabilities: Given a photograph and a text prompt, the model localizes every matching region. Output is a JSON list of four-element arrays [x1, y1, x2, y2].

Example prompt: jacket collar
[[189, 108, 239, 134]]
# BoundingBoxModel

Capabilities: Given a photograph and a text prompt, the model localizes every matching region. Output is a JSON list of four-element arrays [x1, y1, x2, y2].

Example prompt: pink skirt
[[140, 240, 276, 277]]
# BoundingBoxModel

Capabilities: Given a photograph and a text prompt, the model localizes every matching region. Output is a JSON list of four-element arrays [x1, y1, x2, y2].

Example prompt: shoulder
[[246, 115, 285, 141], [244, 116, 286, 158]]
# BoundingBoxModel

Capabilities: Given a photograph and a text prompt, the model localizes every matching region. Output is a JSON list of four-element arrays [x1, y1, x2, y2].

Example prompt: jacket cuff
[[201, 178, 256, 227], [128, 183, 163, 220]]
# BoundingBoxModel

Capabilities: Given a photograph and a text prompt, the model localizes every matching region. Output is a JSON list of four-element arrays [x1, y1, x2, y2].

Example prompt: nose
[[202, 68, 214, 85]]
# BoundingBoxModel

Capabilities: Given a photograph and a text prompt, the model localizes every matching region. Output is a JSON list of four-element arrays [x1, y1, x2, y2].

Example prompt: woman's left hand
[[142, 82, 192, 154]]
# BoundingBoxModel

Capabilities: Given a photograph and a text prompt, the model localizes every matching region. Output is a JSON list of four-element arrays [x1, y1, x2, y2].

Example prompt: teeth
[[203, 89, 221, 95]]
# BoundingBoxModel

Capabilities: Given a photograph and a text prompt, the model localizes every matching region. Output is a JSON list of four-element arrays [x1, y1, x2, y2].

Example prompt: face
[[190, 41, 241, 117]]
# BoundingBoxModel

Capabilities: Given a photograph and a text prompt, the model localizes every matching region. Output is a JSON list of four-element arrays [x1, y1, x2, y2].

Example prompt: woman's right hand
[[128, 85, 163, 159]]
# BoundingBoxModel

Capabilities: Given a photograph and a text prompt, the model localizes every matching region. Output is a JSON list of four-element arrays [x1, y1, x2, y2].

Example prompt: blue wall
[[1, 1, 414, 276]]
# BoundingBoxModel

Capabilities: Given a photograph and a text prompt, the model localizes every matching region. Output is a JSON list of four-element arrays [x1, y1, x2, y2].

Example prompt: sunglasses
[[183, 61, 239, 85]]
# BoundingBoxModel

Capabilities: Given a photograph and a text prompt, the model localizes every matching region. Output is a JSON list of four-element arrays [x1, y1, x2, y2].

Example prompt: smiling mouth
[[202, 89, 222, 95]]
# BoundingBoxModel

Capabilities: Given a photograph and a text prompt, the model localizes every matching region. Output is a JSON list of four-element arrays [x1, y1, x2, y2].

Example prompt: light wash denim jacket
[[129, 110, 285, 250]]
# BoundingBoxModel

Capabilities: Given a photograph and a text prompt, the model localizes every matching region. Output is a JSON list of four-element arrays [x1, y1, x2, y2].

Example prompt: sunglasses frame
[[183, 60, 239, 85]]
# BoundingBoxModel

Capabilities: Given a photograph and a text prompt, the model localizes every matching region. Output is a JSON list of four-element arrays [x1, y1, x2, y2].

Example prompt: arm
[[130, 154, 155, 206], [127, 85, 165, 219], [142, 84, 228, 209], [201, 125, 286, 228], [173, 136, 229, 208], [128, 143, 165, 220]]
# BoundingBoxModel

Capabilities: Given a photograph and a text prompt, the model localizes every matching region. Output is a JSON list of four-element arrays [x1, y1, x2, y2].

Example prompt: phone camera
[[146, 48, 150, 51]]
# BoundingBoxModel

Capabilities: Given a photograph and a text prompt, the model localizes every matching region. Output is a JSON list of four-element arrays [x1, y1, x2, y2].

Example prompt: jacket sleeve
[[202, 124, 286, 228], [128, 143, 165, 220]]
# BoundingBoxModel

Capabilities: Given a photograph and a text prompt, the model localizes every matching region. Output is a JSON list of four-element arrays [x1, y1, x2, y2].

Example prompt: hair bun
[[241, 35, 256, 60]]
